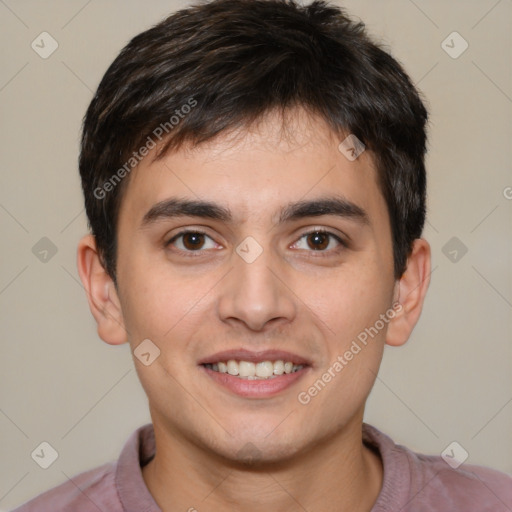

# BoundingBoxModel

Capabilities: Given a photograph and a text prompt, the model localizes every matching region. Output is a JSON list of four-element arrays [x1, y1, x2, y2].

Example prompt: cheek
[[297, 281, 390, 423], [116, 250, 184, 342], [118, 255, 217, 363], [311, 261, 393, 342]]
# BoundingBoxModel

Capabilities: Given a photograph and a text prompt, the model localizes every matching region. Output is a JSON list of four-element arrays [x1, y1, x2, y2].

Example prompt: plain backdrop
[[1, 0, 511, 509]]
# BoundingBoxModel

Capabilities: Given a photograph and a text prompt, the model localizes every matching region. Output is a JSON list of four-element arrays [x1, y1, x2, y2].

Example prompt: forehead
[[119, 108, 386, 228]]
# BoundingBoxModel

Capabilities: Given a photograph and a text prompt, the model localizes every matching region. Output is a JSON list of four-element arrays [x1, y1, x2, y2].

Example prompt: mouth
[[199, 349, 311, 398], [203, 359, 304, 380]]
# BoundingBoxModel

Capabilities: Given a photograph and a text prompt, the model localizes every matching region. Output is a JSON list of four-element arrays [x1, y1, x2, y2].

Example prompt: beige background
[[1, 0, 511, 509]]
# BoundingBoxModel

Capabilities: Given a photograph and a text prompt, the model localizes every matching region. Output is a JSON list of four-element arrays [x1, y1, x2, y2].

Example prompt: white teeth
[[205, 359, 304, 379], [256, 361, 274, 377], [227, 360, 239, 376], [239, 361, 255, 377], [273, 360, 285, 375]]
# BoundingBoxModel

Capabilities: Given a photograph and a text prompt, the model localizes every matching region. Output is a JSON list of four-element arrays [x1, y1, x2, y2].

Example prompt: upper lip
[[198, 349, 312, 366]]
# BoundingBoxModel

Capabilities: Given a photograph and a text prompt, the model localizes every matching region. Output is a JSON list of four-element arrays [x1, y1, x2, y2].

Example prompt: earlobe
[[76, 234, 128, 345], [385, 238, 431, 347]]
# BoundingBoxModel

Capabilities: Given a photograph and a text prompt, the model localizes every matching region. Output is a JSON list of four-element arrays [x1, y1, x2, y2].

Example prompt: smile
[[201, 362, 310, 399], [203, 360, 304, 380]]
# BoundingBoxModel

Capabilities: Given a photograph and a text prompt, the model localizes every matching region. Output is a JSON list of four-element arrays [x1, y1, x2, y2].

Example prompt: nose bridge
[[217, 235, 296, 331]]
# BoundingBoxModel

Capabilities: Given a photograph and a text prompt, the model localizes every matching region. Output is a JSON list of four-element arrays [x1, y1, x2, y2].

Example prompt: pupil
[[309, 232, 327, 250], [184, 233, 203, 249]]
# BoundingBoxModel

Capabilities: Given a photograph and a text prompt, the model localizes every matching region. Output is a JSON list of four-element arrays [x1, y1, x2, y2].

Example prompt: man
[[13, 0, 512, 510]]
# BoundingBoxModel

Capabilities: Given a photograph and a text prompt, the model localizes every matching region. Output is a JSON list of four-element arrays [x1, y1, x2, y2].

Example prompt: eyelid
[[291, 228, 348, 251], [165, 226, 348, 255], [165, 228, 218, 248]]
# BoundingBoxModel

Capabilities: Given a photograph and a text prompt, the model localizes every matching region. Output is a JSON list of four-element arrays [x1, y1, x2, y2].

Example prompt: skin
[[77, 107, 431, 512]]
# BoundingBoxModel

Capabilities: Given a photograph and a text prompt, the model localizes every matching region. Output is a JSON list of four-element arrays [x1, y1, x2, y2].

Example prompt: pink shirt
[[12, 423, 512, 511]]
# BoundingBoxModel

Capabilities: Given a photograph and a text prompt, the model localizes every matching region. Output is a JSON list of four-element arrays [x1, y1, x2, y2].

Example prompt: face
[[113, 108, 398, 463]]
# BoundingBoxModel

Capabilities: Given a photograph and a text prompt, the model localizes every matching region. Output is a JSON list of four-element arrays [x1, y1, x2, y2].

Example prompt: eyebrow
[[140, 196, 370, 228]]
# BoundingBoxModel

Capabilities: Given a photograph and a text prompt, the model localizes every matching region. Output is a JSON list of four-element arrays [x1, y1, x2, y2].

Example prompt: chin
[[212, 424, 308, 466], [228, 439, 304, 467]]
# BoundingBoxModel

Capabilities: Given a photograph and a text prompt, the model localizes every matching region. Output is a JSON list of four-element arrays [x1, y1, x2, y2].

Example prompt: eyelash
[[165, 228, 347, 257]]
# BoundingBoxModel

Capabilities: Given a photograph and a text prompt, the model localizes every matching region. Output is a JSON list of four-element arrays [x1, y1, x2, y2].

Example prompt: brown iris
[[182, 232, 206, 250], [306, 232, 329, 250]]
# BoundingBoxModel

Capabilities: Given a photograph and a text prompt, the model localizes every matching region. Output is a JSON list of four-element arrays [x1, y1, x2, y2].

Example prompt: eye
[[166, 229, 219, 253], [291, 229, 346, 252], [165, 228, 347, 256]]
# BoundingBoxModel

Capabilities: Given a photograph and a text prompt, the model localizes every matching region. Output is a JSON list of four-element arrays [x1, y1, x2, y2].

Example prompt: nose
[[216, 242, 297, 332]]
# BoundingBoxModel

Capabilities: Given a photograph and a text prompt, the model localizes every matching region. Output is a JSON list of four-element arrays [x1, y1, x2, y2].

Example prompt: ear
[[76, 234, 128, 345], [385, 238, 431, 347]]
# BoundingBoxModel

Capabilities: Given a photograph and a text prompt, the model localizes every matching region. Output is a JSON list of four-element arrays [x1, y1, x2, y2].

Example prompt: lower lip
[[201, 365, 310, 398]]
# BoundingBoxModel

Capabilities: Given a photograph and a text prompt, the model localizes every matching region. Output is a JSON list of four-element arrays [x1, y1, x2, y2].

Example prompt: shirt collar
[[116, 423, 161, 512]]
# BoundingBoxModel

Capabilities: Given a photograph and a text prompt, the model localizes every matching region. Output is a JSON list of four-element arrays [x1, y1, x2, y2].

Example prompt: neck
[[142, 415, 382, 512]]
